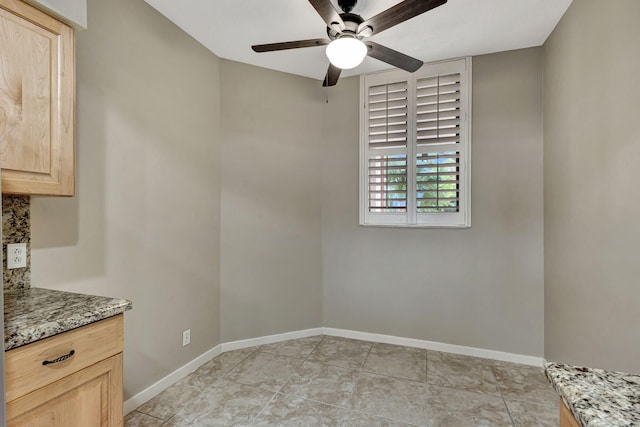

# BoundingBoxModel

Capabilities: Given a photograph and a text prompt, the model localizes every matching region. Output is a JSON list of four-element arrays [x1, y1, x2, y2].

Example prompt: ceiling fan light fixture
[[325, 37, 367, 70]]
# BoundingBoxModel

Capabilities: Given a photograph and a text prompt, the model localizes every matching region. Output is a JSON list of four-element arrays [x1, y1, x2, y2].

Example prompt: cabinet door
[[559, 400, 581, 427], [0, 0, 75, 196], [6, 354, 123, 427]]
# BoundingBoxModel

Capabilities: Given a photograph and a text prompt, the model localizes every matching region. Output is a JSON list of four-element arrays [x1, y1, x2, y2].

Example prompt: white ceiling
[[144, 0, 572, 82]]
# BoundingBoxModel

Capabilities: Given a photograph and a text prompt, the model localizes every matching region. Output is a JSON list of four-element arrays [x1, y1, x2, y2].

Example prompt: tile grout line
[[219, 346, 265, 381], [360, 345, 430, 427], [245, 389, 281, 425], [501, 394, 517, 427], [428, 382, 504, 398], [346, 340, 376, 414], [361, 340, 375, 369], [161, 413, 176, 426], [425, 349, 429, 384], [243, 335, 331, 425], [275, 335, 327, 395], [229, 335, 330, 423], [279, 392, 424, 427], [249, 389, 425, 427], [129, 410, 166, 422], [301, 334, 326, 364], [155, 348, 264, 425], [162, 346, 265, 424]]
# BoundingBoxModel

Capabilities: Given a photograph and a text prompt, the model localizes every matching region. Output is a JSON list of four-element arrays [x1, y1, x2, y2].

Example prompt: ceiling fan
[[251, 0, 448, 87]]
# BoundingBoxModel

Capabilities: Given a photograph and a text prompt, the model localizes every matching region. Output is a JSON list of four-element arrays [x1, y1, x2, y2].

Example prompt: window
[[359, 57, 471, 228]]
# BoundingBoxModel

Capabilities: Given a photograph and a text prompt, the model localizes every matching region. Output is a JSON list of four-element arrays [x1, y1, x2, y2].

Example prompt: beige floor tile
[[195, 348, 257, 379], [427, 351, 499, 395], [164, 379, 274, 426], [351, 371, 428, 426], [136, 373, 215, 421], [124, 411, 164, 427], [505, 399, 559, 427], [425, 385, 513, 427], [226, 351, 304, 392], [492, 363, 559, 405], [307, 336, 373, 369], [281, 360, 360, 407], [364, 343, 427, 382], [260, 335, 324, 358], [130, 342, 558, 426], [240, 393, 340, 426]]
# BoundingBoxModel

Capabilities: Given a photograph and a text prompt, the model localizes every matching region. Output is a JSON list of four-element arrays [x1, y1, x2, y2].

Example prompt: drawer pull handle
[[42, 350, 75, 365]]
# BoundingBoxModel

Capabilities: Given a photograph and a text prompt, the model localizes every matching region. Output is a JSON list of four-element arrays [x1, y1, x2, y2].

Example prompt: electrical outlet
[[7, 243, 27, 269], [182, 329, 191, 347]]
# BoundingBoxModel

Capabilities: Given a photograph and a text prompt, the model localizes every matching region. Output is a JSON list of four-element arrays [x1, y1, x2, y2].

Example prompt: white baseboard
[[124, 327, 543, 415], [221, 328, 324, 352], [323, 327, 544, 367], [123, 344, 222, 415]]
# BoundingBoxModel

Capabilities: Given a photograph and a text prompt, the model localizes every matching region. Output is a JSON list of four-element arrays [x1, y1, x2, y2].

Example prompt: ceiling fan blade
[[309, 0, 345, 29], [365, 41, 423, 72], [252, 38, 331, 53], [359, 0, 447, 36], [322, 63, 342, 87]]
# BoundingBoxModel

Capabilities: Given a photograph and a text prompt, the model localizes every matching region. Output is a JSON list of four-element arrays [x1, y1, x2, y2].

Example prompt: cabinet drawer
[[5, 315, 124, 402], [6, 354, 123, 426]]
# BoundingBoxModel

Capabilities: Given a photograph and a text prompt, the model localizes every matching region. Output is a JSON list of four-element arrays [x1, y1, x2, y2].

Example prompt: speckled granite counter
[[546, 362, 640, 427], [4, 287, 132, 351]]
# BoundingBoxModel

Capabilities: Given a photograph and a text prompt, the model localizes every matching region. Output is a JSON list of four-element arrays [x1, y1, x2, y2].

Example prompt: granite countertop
[[4, 287, 132, 351], [545, 362, 640, 427]]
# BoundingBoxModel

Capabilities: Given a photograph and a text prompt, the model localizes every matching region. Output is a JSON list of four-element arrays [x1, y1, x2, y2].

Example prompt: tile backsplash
[[3, 195, 31, 291]]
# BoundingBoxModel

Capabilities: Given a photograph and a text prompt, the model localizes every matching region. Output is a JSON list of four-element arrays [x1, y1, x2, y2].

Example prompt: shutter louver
[[368, 82, 408, 149], [416, 73, 461, 146], [368, 155, 407, 213], [416, 152, 460, 213]]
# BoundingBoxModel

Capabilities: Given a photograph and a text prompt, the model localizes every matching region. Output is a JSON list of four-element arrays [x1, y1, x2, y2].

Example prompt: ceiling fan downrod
[[338, 0, 357, 14]]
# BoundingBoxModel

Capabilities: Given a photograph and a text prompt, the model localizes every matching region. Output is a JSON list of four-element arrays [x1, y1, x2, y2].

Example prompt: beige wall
[[322, 48, 545, 356], [543, 0, 640, 372], [25, 0, 609, 399], [219, 61, 324, 342], [30, 0, 221, 399]]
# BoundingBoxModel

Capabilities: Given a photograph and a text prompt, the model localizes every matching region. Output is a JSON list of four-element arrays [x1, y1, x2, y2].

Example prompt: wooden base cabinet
[[5, 316, 124, 427], [559, 400, 580, 427], [7, 355, 123, 427]]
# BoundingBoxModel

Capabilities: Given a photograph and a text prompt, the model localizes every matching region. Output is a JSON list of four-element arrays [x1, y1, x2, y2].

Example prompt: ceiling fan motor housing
[[327, 12, 364, 39]]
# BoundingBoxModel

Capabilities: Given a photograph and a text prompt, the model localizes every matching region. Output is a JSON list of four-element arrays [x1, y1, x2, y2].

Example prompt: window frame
[[359, 57, 472, 228]]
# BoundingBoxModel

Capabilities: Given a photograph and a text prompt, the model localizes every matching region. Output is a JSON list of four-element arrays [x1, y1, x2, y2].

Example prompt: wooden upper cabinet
[[0, 0, 74, 196]]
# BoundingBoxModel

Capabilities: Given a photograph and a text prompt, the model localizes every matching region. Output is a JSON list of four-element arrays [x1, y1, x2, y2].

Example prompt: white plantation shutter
[[367, 82, 408, 149], [416, 74, 461, 146], [362, 77, 410, 224], [368, 155, 407, 213], [415, 72, 463, 216], [360, 58, 471, 227], [366, 80, 409, 217], [416, 152, 460, 213]]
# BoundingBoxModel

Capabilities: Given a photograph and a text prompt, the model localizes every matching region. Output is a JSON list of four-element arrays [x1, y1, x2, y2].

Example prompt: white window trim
[[359, 57, 472, 228]]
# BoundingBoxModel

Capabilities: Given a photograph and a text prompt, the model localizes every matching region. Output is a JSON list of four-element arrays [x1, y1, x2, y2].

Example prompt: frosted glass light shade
[[326, 37, 367, 70]]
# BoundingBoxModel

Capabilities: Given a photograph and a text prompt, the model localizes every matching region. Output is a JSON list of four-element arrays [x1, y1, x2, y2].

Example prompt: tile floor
[[125, 335, 559, 426]]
